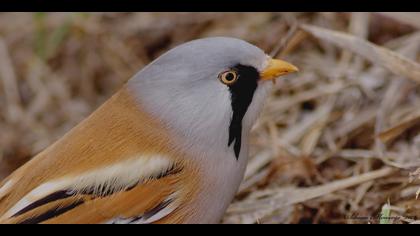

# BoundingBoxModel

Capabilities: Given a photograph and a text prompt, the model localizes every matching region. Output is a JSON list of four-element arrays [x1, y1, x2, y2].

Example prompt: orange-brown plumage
[[0, 87, 199, 224]]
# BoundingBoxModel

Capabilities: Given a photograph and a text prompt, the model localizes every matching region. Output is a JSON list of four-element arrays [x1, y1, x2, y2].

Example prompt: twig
[[300, 24, 420, 83], [226, 167, 395, 223]]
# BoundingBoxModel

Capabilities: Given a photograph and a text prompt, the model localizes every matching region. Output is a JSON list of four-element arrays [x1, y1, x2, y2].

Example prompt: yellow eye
[[219, 70, 238, 85]]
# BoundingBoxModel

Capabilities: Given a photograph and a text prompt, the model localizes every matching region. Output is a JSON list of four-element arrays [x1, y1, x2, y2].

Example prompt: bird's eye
[[219, 70, 238, 85]]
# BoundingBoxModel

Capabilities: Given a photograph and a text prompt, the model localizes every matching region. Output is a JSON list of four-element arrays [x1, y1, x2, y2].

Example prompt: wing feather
[[1, 160, 185, 224]]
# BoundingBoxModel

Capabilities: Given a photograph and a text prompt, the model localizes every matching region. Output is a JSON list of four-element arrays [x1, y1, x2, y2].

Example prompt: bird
[[0, 37, 298, 224]]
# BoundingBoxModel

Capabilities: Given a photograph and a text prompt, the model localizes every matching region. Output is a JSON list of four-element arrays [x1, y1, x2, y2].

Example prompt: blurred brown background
[[0, 13, 419, 224]]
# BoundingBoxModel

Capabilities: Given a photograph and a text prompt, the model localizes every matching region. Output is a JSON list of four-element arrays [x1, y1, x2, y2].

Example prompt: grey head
[[127, 37, 295, 161]]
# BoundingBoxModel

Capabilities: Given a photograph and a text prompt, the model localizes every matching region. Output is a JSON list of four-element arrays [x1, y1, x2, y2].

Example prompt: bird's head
[[128, 37, 298, 161]]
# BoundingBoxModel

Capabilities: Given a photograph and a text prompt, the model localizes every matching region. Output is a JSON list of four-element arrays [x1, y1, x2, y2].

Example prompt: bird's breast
[[181, 146, 249, 224]]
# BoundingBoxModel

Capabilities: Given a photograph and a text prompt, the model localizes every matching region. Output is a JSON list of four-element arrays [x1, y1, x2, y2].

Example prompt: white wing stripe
[[0, 180, 14, 199], [4, 155, 174, 218]]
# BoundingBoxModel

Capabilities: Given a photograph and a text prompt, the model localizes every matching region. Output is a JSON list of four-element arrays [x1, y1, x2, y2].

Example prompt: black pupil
[[225, 72, 235, 81]]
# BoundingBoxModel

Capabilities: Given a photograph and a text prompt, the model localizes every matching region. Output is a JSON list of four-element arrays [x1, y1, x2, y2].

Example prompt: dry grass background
[[0, 12, 419, 224]]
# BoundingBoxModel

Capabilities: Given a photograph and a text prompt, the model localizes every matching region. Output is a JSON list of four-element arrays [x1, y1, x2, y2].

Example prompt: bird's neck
[[124, 84, 255, 223]]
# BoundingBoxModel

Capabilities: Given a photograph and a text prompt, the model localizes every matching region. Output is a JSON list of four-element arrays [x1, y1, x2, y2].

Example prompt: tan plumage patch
[[0, 87, 200, 224], [0, 180, 14, 201]]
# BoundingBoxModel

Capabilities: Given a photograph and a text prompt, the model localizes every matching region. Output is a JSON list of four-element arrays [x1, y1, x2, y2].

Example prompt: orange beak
[[260, 58, 299, 81]]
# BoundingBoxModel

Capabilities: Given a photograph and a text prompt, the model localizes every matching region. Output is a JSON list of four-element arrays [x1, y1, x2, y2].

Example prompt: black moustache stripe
[[227, 64, 259, 160]]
